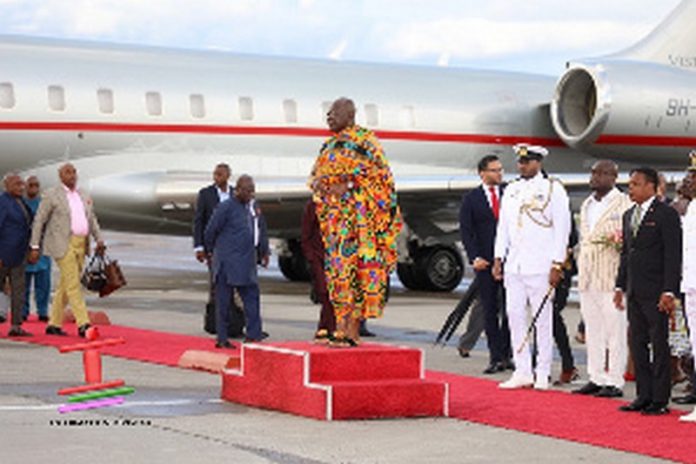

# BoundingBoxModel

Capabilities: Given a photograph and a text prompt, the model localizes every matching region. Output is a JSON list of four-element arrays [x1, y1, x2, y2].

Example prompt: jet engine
[[550, 60, 696, 165]]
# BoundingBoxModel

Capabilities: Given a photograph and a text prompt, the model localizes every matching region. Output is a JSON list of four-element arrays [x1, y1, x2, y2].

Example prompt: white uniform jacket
[[494, 172, 571, 275]]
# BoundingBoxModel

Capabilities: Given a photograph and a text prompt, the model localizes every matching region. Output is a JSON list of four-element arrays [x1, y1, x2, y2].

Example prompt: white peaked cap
[[513, 143, 549, 158]]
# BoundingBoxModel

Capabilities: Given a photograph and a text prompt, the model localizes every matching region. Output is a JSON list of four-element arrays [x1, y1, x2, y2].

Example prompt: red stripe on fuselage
[[2, 121, 694, 148], [596, 134, 696, 147], [0, 121, 563, 146]]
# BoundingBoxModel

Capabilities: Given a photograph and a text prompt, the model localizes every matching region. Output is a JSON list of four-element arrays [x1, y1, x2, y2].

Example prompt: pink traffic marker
[[58, 396, 124, 414]]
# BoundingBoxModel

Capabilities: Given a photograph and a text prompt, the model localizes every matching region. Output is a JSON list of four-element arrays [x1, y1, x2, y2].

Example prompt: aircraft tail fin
[[608, 0, 696, 69]]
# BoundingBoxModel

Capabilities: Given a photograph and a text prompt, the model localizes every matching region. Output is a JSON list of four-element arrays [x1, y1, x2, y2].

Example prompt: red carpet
[[6, 321, 696, 461], [428, 371, 696, 464], [9, 320, 233, 367]]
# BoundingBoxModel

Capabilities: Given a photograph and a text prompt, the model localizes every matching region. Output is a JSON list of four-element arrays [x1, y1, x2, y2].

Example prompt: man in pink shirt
[[29, 163, 105, 337]]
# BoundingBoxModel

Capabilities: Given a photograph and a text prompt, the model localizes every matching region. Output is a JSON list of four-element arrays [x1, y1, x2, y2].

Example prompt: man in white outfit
[[679, 153, 696, 422], [493, 144, 571, 390], [573, 161, 632, 398]]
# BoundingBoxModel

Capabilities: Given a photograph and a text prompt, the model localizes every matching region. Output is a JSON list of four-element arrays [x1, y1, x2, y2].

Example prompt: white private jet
[[1, 0, 695, 291]]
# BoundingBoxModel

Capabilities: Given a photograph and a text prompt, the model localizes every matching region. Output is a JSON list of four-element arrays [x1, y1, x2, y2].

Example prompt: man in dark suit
[[204, 175, 270, 348], [615, 167, 682, 415], [0, 174, 33, 337], [459, 155, 511, 373], [193, 163, 245, 336]]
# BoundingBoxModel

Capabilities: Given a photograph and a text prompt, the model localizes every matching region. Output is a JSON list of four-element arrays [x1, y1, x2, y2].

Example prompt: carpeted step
[[221, 342, 448, 420], [244, 341, 423, 382], [328, 378, 447, 420]]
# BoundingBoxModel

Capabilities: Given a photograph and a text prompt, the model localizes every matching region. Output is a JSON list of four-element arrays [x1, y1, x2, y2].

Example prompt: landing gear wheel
[[414, 246, 464, 292], [397, 262, 425, 290], [278, 239, 310, 282]]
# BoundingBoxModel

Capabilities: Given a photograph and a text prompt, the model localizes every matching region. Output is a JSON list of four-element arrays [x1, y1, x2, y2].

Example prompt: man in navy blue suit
[[193, 163, 246, 337], [204, 174, 270, 348], [0, 174, 33, 337], [459, 155, 511, 373]]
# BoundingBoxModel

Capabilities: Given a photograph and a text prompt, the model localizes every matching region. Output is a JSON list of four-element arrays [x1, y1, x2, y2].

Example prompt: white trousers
[[504, 273, 553, 380], [579, 290, 627, 388], [686, 291, 696, 357]]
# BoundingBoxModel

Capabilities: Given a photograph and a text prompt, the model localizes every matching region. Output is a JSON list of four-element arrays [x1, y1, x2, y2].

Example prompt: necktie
[[631, 205, 642, 237], [489, 186, 499, 220]]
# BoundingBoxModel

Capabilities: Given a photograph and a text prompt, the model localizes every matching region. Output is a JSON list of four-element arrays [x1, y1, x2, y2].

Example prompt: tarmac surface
[[0, 231, 690, 463]]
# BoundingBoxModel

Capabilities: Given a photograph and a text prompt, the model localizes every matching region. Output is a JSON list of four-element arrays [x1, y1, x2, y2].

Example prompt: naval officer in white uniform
[[492, 143, 571, 390]]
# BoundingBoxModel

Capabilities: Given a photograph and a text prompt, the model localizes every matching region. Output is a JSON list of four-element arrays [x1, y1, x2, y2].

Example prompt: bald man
[[0, 174, 33, 336], [573, 161, 632, 398], [29, 163, 105, 338]]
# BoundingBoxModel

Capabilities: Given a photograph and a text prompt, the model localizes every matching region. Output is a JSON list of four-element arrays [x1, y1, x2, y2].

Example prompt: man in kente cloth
[[309, 97, 402, 347]]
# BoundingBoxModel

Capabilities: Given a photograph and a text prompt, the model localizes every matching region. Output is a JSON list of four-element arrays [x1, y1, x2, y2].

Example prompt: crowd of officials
[[457, 144, 696, 420], [2, 97, 696, 422]]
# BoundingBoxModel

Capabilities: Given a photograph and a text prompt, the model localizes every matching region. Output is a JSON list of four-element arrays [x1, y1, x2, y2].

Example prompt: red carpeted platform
[[10, 320, 238, 368], [221, 341, 449, 420]]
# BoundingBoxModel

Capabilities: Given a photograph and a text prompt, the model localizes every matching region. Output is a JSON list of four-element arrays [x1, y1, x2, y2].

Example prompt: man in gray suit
[[29, 163, 105, 338], [204, 175, 269, 348]]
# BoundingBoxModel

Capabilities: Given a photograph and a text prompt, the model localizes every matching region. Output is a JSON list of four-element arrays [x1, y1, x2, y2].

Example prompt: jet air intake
[[550, 63, 610, 150], [551, 60, 696, 164]]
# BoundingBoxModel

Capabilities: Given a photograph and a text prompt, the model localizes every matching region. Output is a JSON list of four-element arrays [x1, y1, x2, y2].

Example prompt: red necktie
[[489, 186, 499, 220]]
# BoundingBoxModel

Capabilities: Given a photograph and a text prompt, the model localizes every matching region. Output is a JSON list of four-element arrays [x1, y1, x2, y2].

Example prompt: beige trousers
[[49, 235, 89, 327]]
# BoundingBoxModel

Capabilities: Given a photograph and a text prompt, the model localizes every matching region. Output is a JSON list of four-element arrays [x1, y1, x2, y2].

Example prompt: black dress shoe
[[38, 315, 49, 322], [572, 382, 602, 395], [215, 341, 234, 349], [457, 346, 470, 358], [595, 386, 623, 398], [641, 404, 670, 416], [78, 324, 91, 338], [8, 327, 32, 337], [619, 400, 650, 412], [45, 325, 68, 336], [673, 393, 696, 405], [0, 315, 6, 323], [359, 327, 376, 337], [483, 362, 505, 375]]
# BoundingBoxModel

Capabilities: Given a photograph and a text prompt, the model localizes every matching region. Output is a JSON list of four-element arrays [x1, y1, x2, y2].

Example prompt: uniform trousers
[[686, 291, 696, 357], [49, 235, 90, 327], [504, 272, 553, 380], [579, 290, 627, 388]]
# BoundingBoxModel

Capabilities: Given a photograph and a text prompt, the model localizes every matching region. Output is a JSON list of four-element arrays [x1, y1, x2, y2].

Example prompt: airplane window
[[146, 91, 162, 116], [0, 83, 15, 109], [48, 85, 66, 112], [97, 88, 114, 114], [239, 96, 254, 121], [400, 105, 416, 128], [283, 99, 297, 123], [364, 103, 379, 126], [190, 94, 205, 119]]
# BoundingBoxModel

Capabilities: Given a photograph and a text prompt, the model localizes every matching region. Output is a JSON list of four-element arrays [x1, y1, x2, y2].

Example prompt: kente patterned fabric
[[310, 125, 402, 320]]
